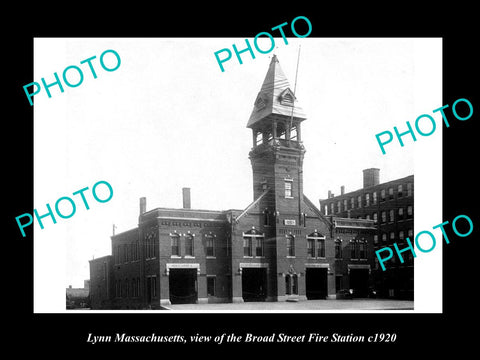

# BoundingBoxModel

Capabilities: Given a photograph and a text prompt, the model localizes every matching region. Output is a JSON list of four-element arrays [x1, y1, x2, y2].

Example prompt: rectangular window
[[206, 235, 215, 257], [343, 199, 348, 211], [398, 184, 403, 198], [171, 235, 180, 256], [382, 233, 387, 242], [372, 191, 377, 205], [381, 189, 386, 201], [337, 200, 341, 213], [373, 212, 378, 223], [243, 237, 252, 256], [285, 181, 293, 198], [256, 238, 264, 257], [307, 238, 315, 257], [317, 238, 325, 258], [207, 276, 216, 296], [366, 193, 370, 206], [263, 210, 271, 226], [407, 205, 413, 218], [357, 195, 362, 208], [408, 229, 414, 239], [390, 232, 395, 242], [330, 203, 335, 215], [185, 234, 194, 256], [146, 233, 156, 259], [350, 241, 356, 259], [286, 235, 295, 257], [407, 182, 413, 197], [381, 211, 386, 223], [374, 234, 378, 244], [388, 187, 394, 200], [324, 205, 328, 215], [398, 207, 404, 220], [399, 231, 405, 241], [389, 209, 395, 222], [350, 197, 355, 209], [359, 242, 366, 259]]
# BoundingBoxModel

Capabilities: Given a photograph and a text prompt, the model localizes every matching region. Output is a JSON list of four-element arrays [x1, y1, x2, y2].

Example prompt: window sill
[[206, 256, 216, 259], [184, 255, 195, 259], [286, 256, 296, 258], [170, 255, 181, 259]]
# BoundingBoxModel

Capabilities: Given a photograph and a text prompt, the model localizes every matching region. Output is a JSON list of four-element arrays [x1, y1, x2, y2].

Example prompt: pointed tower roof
[[247, 55, 306, 128]]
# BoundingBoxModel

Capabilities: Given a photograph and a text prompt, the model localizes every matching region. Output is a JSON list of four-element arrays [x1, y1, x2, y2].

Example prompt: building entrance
[[241, 268, 267, 302], [349, 268, 369, 297], [169, 269, 198, 304], [305, 268, 328, 299]]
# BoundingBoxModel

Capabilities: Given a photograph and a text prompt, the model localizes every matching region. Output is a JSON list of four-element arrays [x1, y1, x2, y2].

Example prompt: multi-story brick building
[[320, 169, 414, 299], [89, 55, 378, 309]]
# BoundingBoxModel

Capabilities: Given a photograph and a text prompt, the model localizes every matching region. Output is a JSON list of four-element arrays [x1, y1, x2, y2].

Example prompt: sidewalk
[[163, 299, 414, 311]]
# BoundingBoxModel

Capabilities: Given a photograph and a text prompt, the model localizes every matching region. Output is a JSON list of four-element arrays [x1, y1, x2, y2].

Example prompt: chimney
[[182, 187, 191, 209], [139, 197, 146, 215], [328, 190, 332, 199], [363, 168, 380, 188], [340, 185, 345, 195]]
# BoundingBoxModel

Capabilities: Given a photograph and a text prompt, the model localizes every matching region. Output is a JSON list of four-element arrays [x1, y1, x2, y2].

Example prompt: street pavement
[[163, 298, 414, 311]]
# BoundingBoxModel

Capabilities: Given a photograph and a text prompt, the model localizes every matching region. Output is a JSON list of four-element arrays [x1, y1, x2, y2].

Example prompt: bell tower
[[247, 55, 307, 226]]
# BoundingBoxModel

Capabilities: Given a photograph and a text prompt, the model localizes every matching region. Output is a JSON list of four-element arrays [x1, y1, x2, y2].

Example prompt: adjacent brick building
[[320, 169, 414, 299], [89, 55, 379, 309]]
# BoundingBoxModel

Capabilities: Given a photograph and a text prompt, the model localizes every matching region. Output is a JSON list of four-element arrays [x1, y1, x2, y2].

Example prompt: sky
[[33, 37, 442, 312]]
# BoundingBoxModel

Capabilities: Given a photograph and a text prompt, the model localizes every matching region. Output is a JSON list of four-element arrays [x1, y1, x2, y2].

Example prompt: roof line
[[234, 189, 270, 224], [303, 194, 332, 227]]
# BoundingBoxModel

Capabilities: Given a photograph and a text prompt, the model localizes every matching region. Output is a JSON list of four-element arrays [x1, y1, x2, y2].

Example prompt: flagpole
[[289, 45, 301, 133]]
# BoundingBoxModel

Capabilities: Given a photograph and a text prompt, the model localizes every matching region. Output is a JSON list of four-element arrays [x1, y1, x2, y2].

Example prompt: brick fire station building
[[89, 55, 377, 309]]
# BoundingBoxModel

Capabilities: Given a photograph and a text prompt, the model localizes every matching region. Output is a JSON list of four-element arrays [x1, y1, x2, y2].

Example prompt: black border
[[8, 6, 479, 353]]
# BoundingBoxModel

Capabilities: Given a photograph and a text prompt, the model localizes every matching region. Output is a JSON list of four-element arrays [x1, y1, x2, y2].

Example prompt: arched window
[[335, 239, 342, 258], [170, 233, 180, 257], [285, 274, 298, 295], [285, 276, 291, 295], [292, 274, 298, 295]]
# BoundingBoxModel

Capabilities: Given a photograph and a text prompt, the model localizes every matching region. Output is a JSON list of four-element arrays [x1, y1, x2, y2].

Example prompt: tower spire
[[247, 55, 306, 129]]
